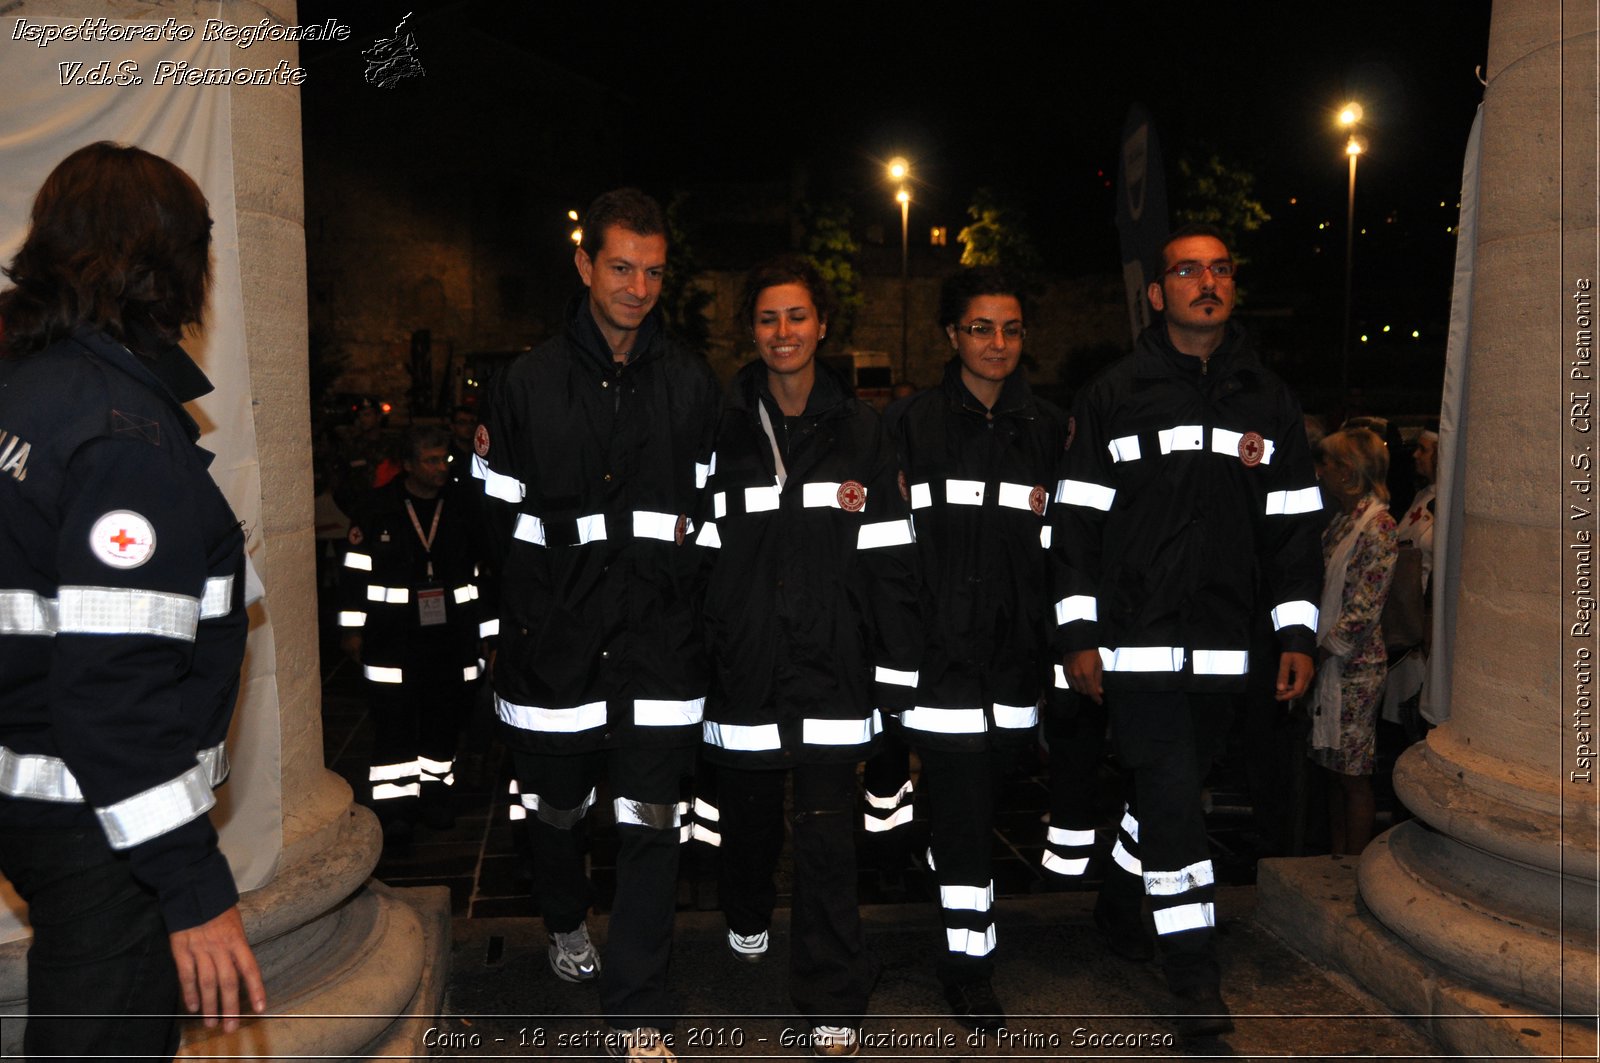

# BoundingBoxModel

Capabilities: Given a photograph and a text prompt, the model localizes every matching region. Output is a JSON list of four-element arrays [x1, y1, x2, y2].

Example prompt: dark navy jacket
[[697, 360, 921, 767], [0, 328, 246, 931], [887, 360, 1066, 750], [1050, 323, 1323, 692], [475, 301, 721, 753]]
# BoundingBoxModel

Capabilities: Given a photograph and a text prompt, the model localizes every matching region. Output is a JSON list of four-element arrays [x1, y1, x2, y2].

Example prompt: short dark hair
[[736, 255, 837, 332], [579, 188, 666, 258], [1151, 222, 1231, 283], [938, 266, 1030, 329], [0, 142, 212, 358], [405, 425, 451, 462]]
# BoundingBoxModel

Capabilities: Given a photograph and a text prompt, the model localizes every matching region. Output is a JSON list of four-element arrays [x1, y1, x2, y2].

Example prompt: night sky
[[300, 0, 1493, 404]]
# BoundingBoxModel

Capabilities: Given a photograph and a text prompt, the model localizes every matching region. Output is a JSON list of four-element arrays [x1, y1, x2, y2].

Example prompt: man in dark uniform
[[341, 425, 487, 844], [0, 142, 264, 1058], [1052, 224, 1322, 1036], [474, 189, 720, 1062]]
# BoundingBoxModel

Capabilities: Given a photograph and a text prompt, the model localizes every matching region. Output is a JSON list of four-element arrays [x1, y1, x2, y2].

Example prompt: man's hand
[[169, 906, 266, 1033], [1064, 648, 1104, 705], [1276, 651, 1315, 701]]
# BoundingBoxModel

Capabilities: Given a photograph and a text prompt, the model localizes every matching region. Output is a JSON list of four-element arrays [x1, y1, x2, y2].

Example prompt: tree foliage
[[1172, 153, 1271, 247], [800, 200, 864, 343], [660, 191, 714, 353], [956, 187, 1042, 272]]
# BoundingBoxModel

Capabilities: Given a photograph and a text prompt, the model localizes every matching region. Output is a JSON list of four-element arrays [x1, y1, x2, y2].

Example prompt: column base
[[1257, 852, 1597, 1059]]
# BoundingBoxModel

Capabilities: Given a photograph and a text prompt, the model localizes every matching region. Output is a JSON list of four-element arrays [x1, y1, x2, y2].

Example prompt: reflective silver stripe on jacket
[[802, 711, 881, 746], [1107, 435, 1142, 462], [745, 484, 780, 513], [696, 521, 722, 549], [472, 452, 526, 503], [366, 585, 411, 604], [1055, 478, 1115, 511], [1192, 650, 1249, 675], [496, 696, 607, 734], [874, 666, 918, 688], [702, 720, 782, 751], [452, 584, 478, 605], [0, 589, 57, 634], [802, 481, 856, 509], [1265, 486, 1323, 515], [900, 706, 986, 734], [1158, 425, 1205, 454], [96, 761, 221, 849], [1099, 646, 1184, 672], [1054, 595, 1097, 625], [992, 703, 1038, 730], [945, 478, 984, 505], [1271, 599, 1319, 630], [695, 459, 712, 489], [858, 519, 913, 550], [634, 698, 705, 728], [364, 664, 403, 683], [59, 586, 200, 641], [634, 510, 681, 542], [198, 575, 235, 618], [479, 617, 499, 638], [910, 482, 933, 509], [343, 551, 373, 571]]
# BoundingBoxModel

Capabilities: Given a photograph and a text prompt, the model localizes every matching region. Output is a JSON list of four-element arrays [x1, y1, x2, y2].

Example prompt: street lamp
[[1338, 104, 1366, 402], [887, 157, 912, 378]]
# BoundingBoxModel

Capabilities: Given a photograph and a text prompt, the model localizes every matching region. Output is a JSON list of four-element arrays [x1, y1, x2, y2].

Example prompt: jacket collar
[[564, 293, 663, 371], [940, 357, 1035, 418], [732, 356, 852, 419], [71, 326, 211, 441], [1132, 320, 1261, 383]]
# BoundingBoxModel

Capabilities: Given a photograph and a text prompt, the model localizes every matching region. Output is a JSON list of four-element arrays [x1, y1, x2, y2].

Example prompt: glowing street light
[[1338, 102, 1366, 401], [887, 158, 913, 377]]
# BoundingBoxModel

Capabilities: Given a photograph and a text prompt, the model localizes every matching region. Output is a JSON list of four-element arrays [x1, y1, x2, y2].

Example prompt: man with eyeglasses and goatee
[[1049, 223, 1323, 1038]]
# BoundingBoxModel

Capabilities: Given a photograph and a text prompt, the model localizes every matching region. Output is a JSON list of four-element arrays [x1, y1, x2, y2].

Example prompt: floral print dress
[[1310, 494, 1398, 776]]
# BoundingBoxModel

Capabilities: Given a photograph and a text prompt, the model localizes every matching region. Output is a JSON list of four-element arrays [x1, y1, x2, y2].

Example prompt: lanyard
[[404, 496, 443, 580]]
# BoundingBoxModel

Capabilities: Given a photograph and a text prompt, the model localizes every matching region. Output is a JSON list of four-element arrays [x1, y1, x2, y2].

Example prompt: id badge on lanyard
[[417, 585, 447, 626], [406, 497, 446, 626]]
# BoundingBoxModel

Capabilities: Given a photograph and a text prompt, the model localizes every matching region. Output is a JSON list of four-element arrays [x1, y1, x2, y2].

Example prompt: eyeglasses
[[1165, 261, 1236, 280], [957, 323, 1027, 340]]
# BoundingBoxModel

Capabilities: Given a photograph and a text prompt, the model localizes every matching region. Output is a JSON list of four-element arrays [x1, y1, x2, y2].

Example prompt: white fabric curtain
[[0, 12, 285, 942]]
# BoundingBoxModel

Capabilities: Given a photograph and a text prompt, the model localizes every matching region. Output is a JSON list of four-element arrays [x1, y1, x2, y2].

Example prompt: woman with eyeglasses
[[695, 255, 920, 1058], [879, 267, 1067, 1031]]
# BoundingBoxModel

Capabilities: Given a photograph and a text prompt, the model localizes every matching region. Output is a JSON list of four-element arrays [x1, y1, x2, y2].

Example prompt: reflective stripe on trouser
[[511, 745, 694, 1029], [1042, 691, 1107, 878], [862, 731, 914, 834], [718, 761, 877, 1027], [365, 666, 471, 823], [918, 745, 1002, 983], [1104, 688, 1235, 994]]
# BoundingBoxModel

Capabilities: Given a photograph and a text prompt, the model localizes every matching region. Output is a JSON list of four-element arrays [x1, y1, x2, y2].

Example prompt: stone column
[[1258, 2, 1599, 1057], [0, 1, 448, 1057]]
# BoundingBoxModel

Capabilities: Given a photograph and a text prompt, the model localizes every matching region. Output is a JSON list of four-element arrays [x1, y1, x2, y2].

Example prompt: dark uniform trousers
[[1103, 689, 1235, 993], [915, 745, 1011, 985], [1042, 688, 1109, 881], [717, 760, 879, 1027], [512, 743, 695, 1029], [367, 657, 474, 823], [0, 825, 181, 1059]]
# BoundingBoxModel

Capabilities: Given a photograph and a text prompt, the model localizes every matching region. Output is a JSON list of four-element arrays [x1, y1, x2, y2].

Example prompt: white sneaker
[[603, 1027, 677, 1060], [727, 927, 769, 962], [811, 1025, 860, 1057], [548, 923, 601, 982]]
